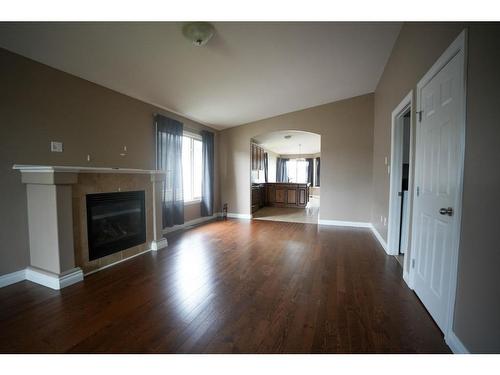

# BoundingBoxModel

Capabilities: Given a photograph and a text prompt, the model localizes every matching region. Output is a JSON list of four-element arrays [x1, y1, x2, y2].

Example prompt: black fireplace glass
[[86, 191, 146, 261]]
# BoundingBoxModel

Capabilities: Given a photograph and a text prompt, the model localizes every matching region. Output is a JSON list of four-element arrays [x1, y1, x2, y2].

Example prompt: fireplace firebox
[[86, 191, 146, 261]]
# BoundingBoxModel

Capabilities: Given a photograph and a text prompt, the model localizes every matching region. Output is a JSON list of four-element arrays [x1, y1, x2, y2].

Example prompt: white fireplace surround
[[5, 164, 169, 290]]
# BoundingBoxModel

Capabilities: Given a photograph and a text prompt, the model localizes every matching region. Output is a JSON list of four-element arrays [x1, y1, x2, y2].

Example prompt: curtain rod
[[153, 112, 213, 135]]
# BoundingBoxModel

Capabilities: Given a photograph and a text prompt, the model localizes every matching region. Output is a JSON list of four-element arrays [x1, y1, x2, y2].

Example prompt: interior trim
[[369, 225, 389, 253], [25, 267, 83, 290], [227, 212, 252, 220], [445, 330, 470, 354], [318, 219, 371, 228], [0, 269, 26, 288], [162, 212, 222, 233]]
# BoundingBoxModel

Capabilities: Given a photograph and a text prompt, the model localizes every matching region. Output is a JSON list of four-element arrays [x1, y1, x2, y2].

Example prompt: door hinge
[[412, 259, 416, 269], [416, 186, 420, 197], [416, 110, 423, 122]]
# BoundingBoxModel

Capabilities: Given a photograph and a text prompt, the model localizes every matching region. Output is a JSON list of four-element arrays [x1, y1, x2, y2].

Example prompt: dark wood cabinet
[[251, 143, 265, 171], [251, 184, 265, 213], [264, 183, 309, 208], [298, 186, 307, 206]]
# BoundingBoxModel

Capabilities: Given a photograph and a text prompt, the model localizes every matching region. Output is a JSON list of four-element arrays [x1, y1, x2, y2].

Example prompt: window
[[182, 134, 203, 203], [286, 159, 308, 183]]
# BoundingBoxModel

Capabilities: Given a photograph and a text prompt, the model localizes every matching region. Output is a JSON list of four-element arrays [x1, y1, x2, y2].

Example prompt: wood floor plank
[[0, 219, 450, 353]]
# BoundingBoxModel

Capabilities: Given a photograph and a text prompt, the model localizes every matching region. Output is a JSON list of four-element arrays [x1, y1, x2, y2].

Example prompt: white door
[[412, 49, 464, 332]]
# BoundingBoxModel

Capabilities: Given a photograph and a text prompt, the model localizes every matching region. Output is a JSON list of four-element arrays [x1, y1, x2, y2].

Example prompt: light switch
[[50, 141, 63, 152]]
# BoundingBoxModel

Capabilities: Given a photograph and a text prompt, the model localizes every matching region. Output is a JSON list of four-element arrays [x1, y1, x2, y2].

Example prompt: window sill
[[184, 199, 201, 206]]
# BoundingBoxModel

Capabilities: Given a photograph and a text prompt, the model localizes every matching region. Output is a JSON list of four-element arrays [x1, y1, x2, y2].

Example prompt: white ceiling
[[0, 22, 401, 129], [254, 130, 320, 155]]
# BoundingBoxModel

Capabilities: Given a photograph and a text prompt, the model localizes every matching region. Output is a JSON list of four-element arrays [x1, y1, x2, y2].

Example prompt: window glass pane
[[297, 160, 308, 183], [193, 139, 202, 199], [287, 159, 297, 183], [182, 136, 192, 201], [286, 159, 308, 183]]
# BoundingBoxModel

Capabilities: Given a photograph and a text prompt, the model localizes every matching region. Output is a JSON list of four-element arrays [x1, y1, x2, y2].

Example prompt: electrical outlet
[[120, 145, 127, 157], [384, 156, 388, 165], [50, 141, 63, 153]]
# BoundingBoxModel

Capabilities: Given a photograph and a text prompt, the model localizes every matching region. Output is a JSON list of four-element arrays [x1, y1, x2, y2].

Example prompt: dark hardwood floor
[[0, 219, 450, 353]]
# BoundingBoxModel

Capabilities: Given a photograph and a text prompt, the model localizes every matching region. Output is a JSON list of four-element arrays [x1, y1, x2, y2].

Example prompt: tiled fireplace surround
[[13, 165, 168, 289]]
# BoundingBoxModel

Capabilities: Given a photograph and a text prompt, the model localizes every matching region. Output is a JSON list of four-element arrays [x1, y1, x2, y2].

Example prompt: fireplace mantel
[[13, 164, 165, 175], [13, 164, 168, 290]]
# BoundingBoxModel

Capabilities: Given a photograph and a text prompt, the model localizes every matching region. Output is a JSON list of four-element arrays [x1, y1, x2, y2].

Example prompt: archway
[[249, 130, 321, 223]]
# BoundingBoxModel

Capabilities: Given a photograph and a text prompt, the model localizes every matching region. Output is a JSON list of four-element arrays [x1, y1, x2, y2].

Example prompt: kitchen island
[[252, 182, 311, 213]]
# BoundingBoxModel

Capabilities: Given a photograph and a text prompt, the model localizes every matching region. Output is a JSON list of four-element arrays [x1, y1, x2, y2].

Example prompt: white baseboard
[[227, 212, 252, 220], [25, 267, 83, 290], [151, 238, 168, 251], [162, 212, 222, 234], [445, 330, 470, 354], [0, 269, 26, 288], [318, 219, 371, 228], [369, 225, 389, 254], [402, 270, 412, 289]]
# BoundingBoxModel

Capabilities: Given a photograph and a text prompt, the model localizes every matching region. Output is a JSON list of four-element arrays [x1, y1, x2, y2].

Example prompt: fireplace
[[86, 191, 146, 261]]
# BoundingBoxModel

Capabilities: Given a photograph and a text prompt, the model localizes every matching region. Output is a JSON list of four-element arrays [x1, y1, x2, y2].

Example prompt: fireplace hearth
[[86, 191, 146, 261]]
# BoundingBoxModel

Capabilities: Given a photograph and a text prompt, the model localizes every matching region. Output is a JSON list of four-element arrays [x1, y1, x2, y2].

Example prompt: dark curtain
[[306, 158, 314, 185], [155, 114, 184, 228], [315, 157, 320, 187], [264, 152, 269, 183], [276, 158, 289, 182], [201, 130, 214, 217]]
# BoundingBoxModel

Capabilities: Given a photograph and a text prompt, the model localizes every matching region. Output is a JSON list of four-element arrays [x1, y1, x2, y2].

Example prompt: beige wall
[[220, 94, 374, 221], [184, 202, 202, 222], [372, 23, 500, 352], [0, 48, 220, 276]]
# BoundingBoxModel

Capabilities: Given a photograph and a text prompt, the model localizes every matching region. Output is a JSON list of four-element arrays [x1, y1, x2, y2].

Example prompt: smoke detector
[[182, 22, 215, 46]]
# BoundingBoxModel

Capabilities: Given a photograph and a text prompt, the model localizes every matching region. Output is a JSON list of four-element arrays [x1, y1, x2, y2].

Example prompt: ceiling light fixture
[[182, 22, 216, 46]]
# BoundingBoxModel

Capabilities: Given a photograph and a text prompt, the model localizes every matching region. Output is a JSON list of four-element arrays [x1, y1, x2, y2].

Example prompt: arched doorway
[[250, 130, 320, 223]]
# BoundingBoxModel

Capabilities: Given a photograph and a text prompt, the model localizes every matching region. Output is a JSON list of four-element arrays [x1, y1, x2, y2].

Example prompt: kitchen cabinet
[[251, 143, 265, 171], [265, 183, 310, 208]]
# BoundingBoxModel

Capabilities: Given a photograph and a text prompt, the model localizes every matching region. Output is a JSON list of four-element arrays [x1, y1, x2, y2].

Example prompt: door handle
[[439, 207, 453, 216]]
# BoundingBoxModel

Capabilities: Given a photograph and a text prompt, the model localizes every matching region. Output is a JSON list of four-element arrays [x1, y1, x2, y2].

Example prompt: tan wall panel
[[219, 94, 374, 221]]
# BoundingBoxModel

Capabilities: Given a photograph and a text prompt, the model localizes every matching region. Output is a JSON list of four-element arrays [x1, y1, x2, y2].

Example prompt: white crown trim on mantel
[[12, 164, 166, 175]]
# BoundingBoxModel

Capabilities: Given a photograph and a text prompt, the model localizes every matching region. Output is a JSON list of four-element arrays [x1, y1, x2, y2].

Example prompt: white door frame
[[409, 30, 467, 340], [387, 91, 413, 260]]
